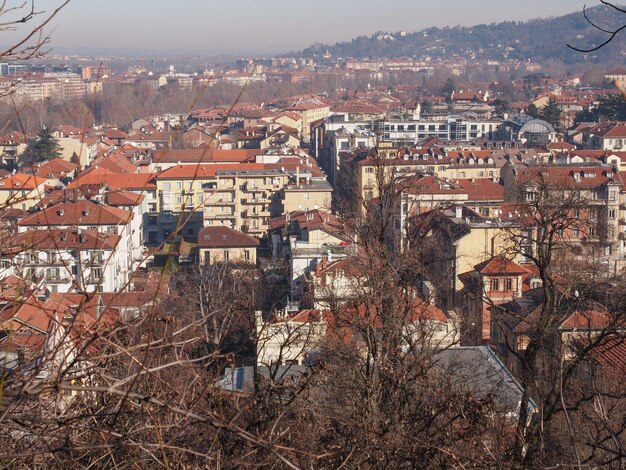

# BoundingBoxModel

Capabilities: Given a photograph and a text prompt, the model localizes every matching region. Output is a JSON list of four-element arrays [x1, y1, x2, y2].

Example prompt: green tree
[[492, 98, 512, 116], [541, 95, 562, 129], [440, 77, 456, 100], [25, 127, 62, 163], [420, 99, 433, 114], [525, 102, 541, 119]]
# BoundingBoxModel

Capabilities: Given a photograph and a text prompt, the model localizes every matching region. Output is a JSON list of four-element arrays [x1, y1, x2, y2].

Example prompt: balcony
[[243, 181, 266, 192], [245, 209, 269, 218], [46, 274, 71, 283], [242, 197, 270, 204], [205, 198, 235, 206], [204, 209, 235, 219]]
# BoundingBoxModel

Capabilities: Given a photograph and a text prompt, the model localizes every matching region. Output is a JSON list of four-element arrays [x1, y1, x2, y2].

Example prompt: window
[[365, 167, 374, 173], [572, 226, 580, 238], [609, 208, 617, 219], [163, 182, 171, 191], [244, 250, 250, 261], [303, 193, 309, 200], [148, 203, 157, 212], [176, 182, 182, 190], [223, 251, 229, 261], [176, 195, 182, 205], [505, 279, 512, 290], [491, 279, 500, 291]]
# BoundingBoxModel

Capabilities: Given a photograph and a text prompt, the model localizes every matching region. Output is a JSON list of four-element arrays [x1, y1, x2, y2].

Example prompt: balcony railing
[[242, 197, 270, 204], [205, 198, 235, 206]]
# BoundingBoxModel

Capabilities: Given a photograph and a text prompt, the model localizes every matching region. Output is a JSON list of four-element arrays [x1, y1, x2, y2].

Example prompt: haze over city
[[4, 0, 591, 54]]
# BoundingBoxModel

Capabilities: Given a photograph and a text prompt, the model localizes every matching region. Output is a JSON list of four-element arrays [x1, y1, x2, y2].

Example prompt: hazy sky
[[3, 0, 593, 55]]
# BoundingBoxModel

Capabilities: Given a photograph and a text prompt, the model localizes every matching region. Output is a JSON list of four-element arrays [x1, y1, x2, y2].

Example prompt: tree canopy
[[25, 127, 62, 163]]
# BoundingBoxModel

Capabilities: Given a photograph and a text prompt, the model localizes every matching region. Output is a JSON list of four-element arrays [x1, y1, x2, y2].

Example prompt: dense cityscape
[[0, 1, 625, 468]]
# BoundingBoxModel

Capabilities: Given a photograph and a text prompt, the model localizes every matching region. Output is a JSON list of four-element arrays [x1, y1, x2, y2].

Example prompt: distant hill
[[299, 5, 626, 65]]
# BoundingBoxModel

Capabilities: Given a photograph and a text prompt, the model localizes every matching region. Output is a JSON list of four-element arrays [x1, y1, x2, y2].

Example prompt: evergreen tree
[[541, 95, 562, 129], [70, 152, 80, 166], [525, 103, 541, 119], [25, 127, 62, 163], [440, 77, 456, 100], [492, 98, 512, 116]]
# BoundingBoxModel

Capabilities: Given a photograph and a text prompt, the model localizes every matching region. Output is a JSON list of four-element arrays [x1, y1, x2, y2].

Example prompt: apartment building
[[17, 199, 140, 285], [0, 174, 48, 210], [501, 162, 625, 274], [373, 116, 501, 145], [197, 226, 260, 264], [201, 167, 289, 237], [0, 228, 123, 292], [285, 100, 330, 142], [354, 148, 506, 206], [155, 154, 326, 240]]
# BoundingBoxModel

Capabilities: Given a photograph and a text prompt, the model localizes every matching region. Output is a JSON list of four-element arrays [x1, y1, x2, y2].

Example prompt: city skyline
[[2, 0, 592, 55]]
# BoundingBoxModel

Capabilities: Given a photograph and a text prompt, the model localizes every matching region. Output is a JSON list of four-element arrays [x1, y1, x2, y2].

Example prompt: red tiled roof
[[197, 226, 260, 248], [588, 337, 626, 372], [156, 163, 266, 179], [455, 178, 504, 201], [3, 228, 120, 254], [67, 170, 156, 190], [517, 166, 622, 189], [34, 158, 79, 178], [0, 173, 47, 190], [105, 190, 144, 206], [19, 199, 132, 227], [152, 148, 257, 164], [474, 257, 529, 276]]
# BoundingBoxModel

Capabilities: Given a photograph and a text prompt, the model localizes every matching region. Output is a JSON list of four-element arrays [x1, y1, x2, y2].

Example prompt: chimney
[[455, 206, 463, 219]]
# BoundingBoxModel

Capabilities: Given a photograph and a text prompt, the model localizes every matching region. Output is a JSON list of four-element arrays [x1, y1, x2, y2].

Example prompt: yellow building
[[409, 207, 519, 311], [155, 163, 290, 237], [0, 174, 48, 210], [282, 179, 333, 213], [357, 149, 504, 206], [285, 101, 330, 142], [197, 226, 259, 264]]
